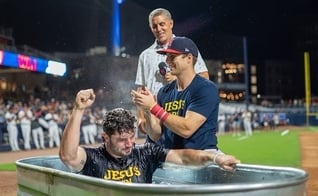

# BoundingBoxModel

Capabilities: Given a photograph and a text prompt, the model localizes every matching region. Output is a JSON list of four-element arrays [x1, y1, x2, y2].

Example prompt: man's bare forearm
[[59, 108, 84, 163], [144, 110, 162, 141]]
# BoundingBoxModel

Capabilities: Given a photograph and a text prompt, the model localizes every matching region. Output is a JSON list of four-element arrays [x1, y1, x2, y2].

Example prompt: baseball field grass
[[218, 129, 301, 167], [0, 126, 316, 171], [0, 163, 16, 171]]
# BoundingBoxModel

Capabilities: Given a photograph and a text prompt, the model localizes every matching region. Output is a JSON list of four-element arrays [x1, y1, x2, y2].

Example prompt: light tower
[[111, 0, 125, 56]]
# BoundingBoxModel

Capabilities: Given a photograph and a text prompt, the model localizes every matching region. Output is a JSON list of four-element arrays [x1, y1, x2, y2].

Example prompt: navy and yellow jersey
[[80, 143, 168, 183], [157, 74, 219, 150]]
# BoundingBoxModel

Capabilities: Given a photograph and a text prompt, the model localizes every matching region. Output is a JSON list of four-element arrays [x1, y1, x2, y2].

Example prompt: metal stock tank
[[16, 156, 308, 196]]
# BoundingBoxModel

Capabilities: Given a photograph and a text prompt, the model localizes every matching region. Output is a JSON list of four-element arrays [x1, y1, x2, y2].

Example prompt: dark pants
[[0, 123, 6, 144]]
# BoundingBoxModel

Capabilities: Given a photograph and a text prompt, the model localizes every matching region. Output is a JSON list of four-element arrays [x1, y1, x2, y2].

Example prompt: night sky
[[1, 0, 317, 59], [1, 0, 318, 97]]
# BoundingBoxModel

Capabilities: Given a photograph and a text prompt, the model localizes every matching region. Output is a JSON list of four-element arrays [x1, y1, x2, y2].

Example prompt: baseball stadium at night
[[0, 0, 318, 195]]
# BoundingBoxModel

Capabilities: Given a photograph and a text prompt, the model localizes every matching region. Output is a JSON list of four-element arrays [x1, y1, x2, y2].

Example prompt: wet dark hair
[[102, 108, 136, 136]]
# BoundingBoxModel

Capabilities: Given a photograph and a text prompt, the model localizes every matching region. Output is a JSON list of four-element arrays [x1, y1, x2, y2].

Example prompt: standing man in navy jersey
[[131, 37, 220, 153]]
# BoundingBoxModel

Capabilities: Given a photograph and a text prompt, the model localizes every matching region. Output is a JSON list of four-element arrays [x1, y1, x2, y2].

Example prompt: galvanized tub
[[16, 155, 308, 196]]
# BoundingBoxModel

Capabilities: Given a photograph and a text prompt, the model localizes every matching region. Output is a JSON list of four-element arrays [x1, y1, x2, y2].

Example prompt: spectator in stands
[[231, 110, 241, 136], [45, 108, 60, 148], [262, 113, 270, 130], [273, 112, 280, 129], [18, 103, 33, 150], [5, 104, 20, 151], [242, 109, 252, 136], [31, 109, 47, 149], [81, 109, 97, 145], [252, 111, 260, 129], [217, 113, 226, 136], [0, 97, 6, 144]]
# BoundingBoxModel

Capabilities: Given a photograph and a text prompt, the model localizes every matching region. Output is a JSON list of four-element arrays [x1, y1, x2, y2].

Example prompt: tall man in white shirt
[[135, 8, 209, 136]]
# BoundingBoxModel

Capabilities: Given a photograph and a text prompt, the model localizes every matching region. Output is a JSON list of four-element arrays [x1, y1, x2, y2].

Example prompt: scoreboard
[[0, 50, 66, 76]]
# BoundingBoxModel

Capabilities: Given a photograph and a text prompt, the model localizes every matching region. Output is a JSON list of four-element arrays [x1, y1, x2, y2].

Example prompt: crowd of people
[[217, 109, 285, 137], [0, 96, 285, 152], [0, 96, 107, 151]]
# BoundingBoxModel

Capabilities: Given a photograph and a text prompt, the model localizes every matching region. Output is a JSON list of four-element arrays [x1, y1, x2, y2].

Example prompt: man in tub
[[59, 89, 239, 183]]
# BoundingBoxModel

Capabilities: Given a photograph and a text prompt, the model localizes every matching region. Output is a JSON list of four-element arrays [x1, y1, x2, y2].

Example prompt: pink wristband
[[160, 111, 170, 122], [150, 104, 170, 122], [150, 104, 161, 115]]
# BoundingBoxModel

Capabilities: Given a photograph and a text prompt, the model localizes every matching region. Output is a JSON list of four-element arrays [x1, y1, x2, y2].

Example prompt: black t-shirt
[[81, 143, 168, 183], [31, 119, 41, 129]]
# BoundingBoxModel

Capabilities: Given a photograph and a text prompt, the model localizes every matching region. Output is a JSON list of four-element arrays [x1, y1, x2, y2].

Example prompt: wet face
[[104, 130, 136, 158], [150, 14, 173, 45]]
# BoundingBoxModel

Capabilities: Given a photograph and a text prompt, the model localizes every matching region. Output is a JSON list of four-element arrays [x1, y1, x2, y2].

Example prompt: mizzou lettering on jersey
[[104, 166, 141, 183]]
